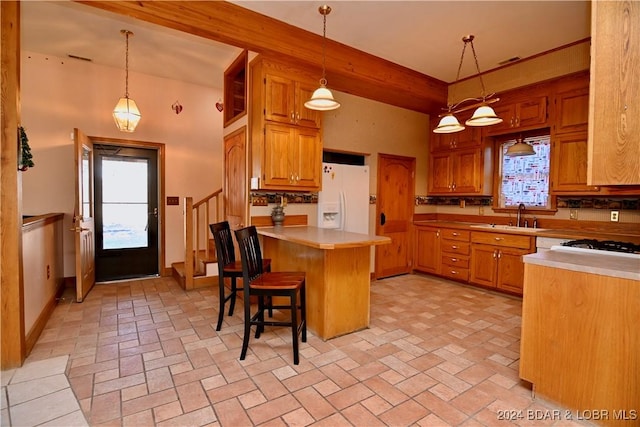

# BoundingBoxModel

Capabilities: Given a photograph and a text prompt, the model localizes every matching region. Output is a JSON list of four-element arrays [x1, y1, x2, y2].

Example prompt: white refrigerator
[[317, 162, 369, 234]]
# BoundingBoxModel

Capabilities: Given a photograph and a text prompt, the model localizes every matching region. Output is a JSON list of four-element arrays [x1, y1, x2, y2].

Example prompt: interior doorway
[[94, 143, 161, 282]]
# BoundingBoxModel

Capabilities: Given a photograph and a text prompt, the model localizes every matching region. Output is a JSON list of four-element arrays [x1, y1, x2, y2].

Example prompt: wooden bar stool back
[[234, 226, 307, 365], [209, 221, 270, 331]]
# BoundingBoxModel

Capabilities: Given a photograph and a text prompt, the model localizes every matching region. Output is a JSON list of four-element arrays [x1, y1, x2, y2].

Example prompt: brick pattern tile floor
[[21, 274, 588, 426]]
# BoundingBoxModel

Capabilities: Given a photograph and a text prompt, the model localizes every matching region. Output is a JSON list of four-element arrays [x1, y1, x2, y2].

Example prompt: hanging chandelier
[[434, 35, 502, 134], [113, 29, 141, 132], [304, 5, 340, 111]]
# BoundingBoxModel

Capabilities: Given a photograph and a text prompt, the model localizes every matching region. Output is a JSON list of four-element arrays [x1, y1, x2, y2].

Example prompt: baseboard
[[25, 279, 65, 355]]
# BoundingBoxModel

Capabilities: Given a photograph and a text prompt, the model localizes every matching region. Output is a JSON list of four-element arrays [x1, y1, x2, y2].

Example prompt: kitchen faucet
[[517, 203, 525, 227]]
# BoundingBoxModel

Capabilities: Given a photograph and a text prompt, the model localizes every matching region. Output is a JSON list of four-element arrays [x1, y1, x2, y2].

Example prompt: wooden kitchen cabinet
[[430, 121, 482, 152], [414, 225, 440, 275], [428, 148, 487, 195], [250, 57, 323, 191], [554, 74, 589, 134], [487, 96, 548, 135], [263, 123, 321, 190], [439, 228, 470, 282], [470, 231, 534, 295], [551, 131, 602, 194], [588, 1, 640, 185], [264, 74, 321, 129]]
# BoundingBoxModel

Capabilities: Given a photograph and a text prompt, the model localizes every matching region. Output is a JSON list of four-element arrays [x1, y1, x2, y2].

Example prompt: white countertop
[[523, 248, 640, 281], [257, 226, 391, 250]]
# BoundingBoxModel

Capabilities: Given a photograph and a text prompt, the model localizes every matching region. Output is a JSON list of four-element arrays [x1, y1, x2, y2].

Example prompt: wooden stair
[[175, 189, 223, 290]]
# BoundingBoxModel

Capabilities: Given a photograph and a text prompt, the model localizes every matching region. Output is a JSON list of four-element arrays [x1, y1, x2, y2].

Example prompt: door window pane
[[101, 157, 148, 249]]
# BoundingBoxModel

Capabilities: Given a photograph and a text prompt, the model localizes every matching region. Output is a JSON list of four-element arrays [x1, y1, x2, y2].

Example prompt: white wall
[[21, 51, 224, 276]]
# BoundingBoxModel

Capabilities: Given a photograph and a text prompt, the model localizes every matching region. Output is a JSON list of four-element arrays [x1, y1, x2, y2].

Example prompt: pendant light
[[434, 35, 502, 134], [304, 5, 340, 111], [113, 30, 141, 132], [505, 135, 536, 157]]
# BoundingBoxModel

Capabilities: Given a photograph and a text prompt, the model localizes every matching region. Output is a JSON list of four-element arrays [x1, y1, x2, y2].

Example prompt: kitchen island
[[520, 249, 639, 426], [257, 226, 390, 340]]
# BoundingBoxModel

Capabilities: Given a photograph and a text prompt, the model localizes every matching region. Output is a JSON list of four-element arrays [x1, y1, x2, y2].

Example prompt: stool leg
[[216, 275, 226, 331], [240, 295, 251, 361], [228, 277, 237, 316], [301, 285, 307, 342], [290, 291, 299, 365]]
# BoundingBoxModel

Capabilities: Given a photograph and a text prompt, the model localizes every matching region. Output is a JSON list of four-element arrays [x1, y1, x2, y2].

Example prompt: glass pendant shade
[[466, 104, 503, 126], [506, 141, 536, 157], [304, 85, 341, 111], [113, 96, 141, 132], [434, 113, 465, 134]]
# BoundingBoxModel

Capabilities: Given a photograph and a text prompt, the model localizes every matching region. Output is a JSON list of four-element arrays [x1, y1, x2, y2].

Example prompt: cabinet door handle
[[497, 251, 502, 259], [295, 112, 300, 122], [452, 182, 456, 190], [436, 230, 440, 237], [290, 112, 295, 121], [492, 250, 497, 258]]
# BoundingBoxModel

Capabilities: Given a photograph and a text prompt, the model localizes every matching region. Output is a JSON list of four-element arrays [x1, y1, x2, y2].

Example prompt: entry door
[[375, 153, 415, 278], [94, 145, 159, 281], [73, 128, 96, 302]]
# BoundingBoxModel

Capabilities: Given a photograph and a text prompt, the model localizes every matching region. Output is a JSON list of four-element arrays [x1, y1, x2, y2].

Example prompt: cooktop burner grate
[[562, 239, 640, 254]]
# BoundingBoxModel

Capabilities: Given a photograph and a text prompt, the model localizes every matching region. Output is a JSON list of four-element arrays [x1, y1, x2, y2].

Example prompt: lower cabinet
[[439, 229, 470, 282], [413, 225, 534, 296], [414, 226, 440, 275], [469, 232, 535, 295]]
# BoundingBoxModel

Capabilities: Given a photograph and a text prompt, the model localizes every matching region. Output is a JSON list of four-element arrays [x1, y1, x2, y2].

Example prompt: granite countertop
[[523, 249, 640, 281], [257, 226, 391, 250]]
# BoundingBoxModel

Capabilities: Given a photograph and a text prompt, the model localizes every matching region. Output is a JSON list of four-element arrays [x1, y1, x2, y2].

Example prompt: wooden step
[[171, 262, 217, 290]]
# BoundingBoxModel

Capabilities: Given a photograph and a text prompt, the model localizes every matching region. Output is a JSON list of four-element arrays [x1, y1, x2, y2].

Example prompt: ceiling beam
[[74, 0, 447, 115]]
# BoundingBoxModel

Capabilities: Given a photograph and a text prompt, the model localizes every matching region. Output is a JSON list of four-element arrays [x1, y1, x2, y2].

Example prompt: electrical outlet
[[459, 199, 465, 208], [479, 206, 484, 216], [569, 209, 578, 220], [610, 210, 619, 222]]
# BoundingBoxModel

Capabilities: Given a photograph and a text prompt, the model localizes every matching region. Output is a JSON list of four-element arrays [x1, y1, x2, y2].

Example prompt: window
[[498, 133, 551, 209]]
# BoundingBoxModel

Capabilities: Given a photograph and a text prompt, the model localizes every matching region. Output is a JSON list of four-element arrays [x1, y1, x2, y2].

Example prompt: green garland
[[19, 126, 34, 171]]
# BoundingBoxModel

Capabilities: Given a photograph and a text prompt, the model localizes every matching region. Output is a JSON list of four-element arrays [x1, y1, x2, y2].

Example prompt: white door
[[73, 128, 96, 302]]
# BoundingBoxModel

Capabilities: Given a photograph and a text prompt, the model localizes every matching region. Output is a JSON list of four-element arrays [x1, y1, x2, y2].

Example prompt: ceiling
[[20, 1, 591, 90]]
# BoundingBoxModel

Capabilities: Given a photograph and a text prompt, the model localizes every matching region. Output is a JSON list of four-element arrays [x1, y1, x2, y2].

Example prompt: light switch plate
[[569, 209, 578, 220]]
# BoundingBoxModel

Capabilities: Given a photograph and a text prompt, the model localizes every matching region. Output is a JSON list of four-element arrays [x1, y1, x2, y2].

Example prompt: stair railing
[[183, 189, 223, 289]]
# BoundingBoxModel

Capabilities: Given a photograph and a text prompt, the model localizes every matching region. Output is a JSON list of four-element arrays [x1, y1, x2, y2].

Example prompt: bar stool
[[209, 221, 271, 331], [235, 226, 307, 365]]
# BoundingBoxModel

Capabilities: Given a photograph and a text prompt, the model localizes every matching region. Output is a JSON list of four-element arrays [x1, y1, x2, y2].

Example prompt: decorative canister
[[271, 205, 285, 226]]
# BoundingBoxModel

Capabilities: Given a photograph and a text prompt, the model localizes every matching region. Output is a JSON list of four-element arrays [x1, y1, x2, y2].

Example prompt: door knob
[[380, 212, 386, 226]]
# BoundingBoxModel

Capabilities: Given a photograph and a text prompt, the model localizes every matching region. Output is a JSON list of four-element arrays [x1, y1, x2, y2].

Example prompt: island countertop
[[523, 249, 640, 281], [257, 226, 391, 250]]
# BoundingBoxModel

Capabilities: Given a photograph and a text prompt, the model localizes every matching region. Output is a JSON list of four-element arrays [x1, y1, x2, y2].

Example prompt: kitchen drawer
[[440, 229, 470, 242], [441, 255, 470, 269], [441, 266, 469, 281], [441, 240, 470, 255], [471, 232, 533, 250]]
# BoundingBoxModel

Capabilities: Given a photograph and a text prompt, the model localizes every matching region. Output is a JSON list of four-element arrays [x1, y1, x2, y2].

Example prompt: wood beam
[[1, 0, 26, 369], [75, 0, 447, 114]]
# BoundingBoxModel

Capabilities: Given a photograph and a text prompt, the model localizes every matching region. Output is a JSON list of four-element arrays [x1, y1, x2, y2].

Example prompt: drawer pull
[[450, 270, 458, 274], [451, 245, 458, 249], [450, 258, 458, 262], [494, 237, 504, 241], [452, 232, 460, 236]]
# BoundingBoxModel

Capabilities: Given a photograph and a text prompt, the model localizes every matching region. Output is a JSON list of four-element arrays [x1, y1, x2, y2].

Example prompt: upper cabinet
[[487, 96, 548, 136], [588, 1, 640, 185], [264, 75, 321, 129], [249, 57, 323, 191]]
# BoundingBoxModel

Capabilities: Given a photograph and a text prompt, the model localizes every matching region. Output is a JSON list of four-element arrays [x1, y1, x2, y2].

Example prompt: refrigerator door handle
[[380, 212, 386, 226], [339, 191, 346, 230]]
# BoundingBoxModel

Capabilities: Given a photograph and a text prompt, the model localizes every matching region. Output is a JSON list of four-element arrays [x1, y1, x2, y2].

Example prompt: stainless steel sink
[[469, 224, 549, 233]]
